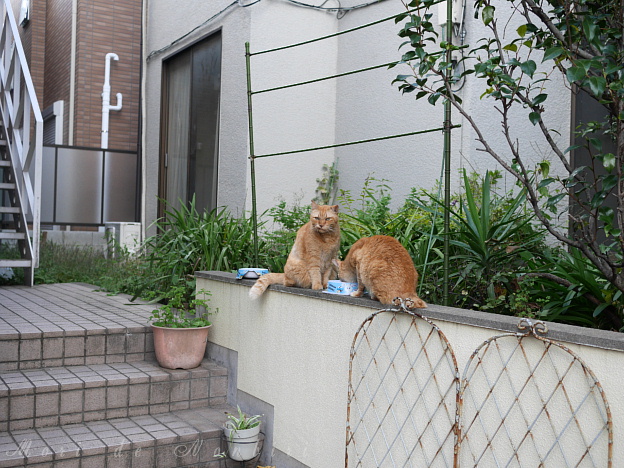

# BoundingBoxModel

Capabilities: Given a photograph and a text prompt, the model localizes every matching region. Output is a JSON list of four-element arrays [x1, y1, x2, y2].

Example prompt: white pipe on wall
[[101, 52, 123, 149], [68, 0, 77, 145]]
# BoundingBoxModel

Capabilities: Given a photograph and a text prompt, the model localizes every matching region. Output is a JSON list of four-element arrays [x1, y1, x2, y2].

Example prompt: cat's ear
[[330, 204, 339, 213], [311, 200, 319, 210]]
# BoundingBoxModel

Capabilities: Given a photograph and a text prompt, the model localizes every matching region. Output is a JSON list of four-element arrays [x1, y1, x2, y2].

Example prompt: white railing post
[[0, 0, 43, 282]]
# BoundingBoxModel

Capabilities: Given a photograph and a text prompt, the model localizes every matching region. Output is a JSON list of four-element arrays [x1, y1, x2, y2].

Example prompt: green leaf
[[503, 43, 518, 52], [520, 60, 536, 77], [517, 24, 527, 37], [564, 144, 583, 154], [588, 76, 606, 96], [394, 74, 412, 83], [593, 303, 609, 318], [582, 17, 597, 43], [588, 137, 602, 151], [428, 92, 442, 105], [539, 161, 550, 178], [566, 66, 586, 83], [547, 193, 566, 207], [529, 112, 541, 125], [567, 165, 587, 180], [542, 47, 563, 62], [601, 174, 618, 192], [482, 6, 495, 26], [538, 177, 555, 189], [532, 93, 547, 106], [602, 153, 616, 172]]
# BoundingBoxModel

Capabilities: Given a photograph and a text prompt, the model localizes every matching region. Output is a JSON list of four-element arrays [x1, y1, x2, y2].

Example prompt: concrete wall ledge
[[196, 270, 624, 352]]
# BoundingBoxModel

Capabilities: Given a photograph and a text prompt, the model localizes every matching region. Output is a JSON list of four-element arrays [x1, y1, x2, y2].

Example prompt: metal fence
[[346, 302, 613, 467], [41, 145, 140, 226]]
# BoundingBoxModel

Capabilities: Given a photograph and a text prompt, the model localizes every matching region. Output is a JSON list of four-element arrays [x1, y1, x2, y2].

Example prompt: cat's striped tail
[[248, 273, 285, 299]]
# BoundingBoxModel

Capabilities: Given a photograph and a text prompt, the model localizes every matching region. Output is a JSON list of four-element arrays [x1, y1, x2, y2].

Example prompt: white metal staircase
[[0, 0, 43, 286]]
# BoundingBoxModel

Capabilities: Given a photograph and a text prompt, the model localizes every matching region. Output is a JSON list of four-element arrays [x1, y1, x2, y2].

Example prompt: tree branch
[[521, 0, 595, 60]]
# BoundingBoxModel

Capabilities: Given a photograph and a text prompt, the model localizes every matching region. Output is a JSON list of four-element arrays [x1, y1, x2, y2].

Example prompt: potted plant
[[149, 283, 214, 369], [222, 406, 262, 461]]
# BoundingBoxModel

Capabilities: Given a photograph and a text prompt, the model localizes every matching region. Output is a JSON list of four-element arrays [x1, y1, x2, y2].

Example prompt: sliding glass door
[[160, 31, 222, 215]]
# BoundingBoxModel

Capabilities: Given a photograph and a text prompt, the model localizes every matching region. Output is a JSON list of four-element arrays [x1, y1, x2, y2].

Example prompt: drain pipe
[[101, 53, 123, 149]]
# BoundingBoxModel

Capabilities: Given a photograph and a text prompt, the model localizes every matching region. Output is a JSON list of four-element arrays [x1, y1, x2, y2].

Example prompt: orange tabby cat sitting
[[334, 235, 427, 308], [249, 201, 340, 299]]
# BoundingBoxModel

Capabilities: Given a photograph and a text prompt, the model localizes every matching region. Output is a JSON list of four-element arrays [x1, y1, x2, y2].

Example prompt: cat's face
[[310, 202, 339, 234], [333, 258, 356, 283]]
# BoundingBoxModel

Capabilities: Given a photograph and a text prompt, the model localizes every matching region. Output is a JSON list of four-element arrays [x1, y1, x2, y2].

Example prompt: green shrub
[[134, 197, 264, 302], [517, 248, 623, 330], [27, 173, 620, 332]]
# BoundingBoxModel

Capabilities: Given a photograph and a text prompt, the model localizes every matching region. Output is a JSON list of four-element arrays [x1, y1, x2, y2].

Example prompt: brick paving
[[0, 283, 232, 467]]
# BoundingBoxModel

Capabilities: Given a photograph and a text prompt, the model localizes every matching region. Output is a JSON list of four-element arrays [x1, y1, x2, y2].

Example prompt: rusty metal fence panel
[[345, 299, 460, 467], [346, 306, 612, 468], [459, 319, 613, 467]]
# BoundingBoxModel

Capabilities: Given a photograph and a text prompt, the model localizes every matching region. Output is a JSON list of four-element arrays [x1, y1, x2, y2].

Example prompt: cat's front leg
[[309, 268, 323, 290], [321, 266, 335, 289]]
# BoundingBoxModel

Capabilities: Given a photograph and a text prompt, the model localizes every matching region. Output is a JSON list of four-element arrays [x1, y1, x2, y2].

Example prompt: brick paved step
[[0, 360, 228, 432], [0, 406, 233, 467], [0, 284, 157, 371]]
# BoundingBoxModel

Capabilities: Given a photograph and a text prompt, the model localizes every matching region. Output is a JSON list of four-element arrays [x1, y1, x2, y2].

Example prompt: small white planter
[[224, 424, 261, 461]]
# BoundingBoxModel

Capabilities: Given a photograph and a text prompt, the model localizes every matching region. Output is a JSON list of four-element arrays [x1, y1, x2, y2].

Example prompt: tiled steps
[[0, 406, 230, 467], [0, 284, 235, 467], [0, 284, 158, 371], [0, 360, 228, 431]]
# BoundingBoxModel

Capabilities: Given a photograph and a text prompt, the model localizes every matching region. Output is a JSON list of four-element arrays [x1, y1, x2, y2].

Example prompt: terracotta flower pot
[[151, 324, 211, 369]]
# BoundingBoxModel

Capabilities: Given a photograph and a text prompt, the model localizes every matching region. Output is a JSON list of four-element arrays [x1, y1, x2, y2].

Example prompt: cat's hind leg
[[350, 271, 366, 298], [350, 285, 365, 298]]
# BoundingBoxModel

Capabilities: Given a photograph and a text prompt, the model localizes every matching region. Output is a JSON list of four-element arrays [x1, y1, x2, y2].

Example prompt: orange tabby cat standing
[[249, 202, 340, 299], [334, 235, 427, 308]]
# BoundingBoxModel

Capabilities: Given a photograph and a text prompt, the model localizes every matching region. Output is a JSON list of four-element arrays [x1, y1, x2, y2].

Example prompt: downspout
[[68, 0, 77, 145], [140, 0, 146, 239], [101, 52, 123, 149]]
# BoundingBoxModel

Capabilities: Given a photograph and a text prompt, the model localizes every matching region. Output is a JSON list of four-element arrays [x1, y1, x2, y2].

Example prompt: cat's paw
[[350, 291, 363, 298], [406, 297, 427, 309]]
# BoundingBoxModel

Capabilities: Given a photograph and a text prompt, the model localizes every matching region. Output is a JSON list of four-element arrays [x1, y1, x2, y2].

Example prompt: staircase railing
[[0, 0, 43, 284]]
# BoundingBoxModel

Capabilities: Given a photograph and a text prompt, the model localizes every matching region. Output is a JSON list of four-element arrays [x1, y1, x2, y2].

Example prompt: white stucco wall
[[143, 0, 340, 234], [198, 272, 622, 467], [143, 0, 572, 228], [245, 1, 339, 214], [333, 0, 571, 206]]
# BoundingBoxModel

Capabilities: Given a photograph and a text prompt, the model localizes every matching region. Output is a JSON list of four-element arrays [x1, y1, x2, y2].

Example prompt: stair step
[[0, 360, 228, 431], [0, 206, 19, 214], [0, 259, 31, 268], [0, 182, 15, 190], [0, 283, 156, 371], [0, 232, 25, 240], [0, 406, 232, 467]]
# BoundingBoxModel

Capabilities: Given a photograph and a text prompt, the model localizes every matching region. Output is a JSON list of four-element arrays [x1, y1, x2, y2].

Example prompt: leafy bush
[[424, 170, 545, 312], [517, 248, 623, 329], [134, 197, 263, 302], [149, 284, 213, 328], [28, 173, 621, 332]]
